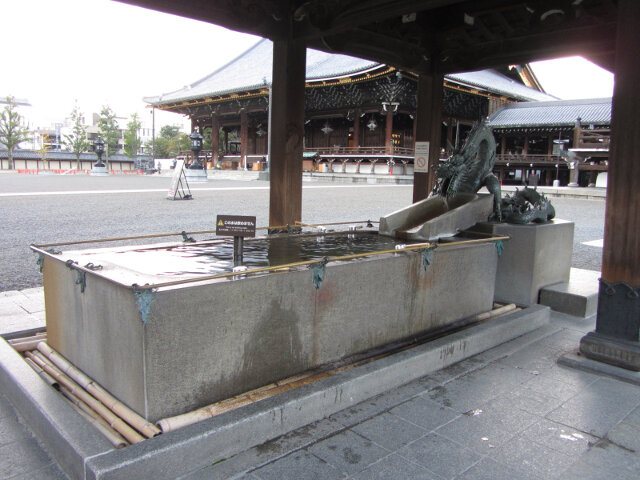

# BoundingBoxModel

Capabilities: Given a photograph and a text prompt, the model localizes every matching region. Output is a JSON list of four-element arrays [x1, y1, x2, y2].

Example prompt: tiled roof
[[447, 70, 556, 102], [145, 39, 553, 106], [488, 98, 612, 128], [145, 39, 379, 105]]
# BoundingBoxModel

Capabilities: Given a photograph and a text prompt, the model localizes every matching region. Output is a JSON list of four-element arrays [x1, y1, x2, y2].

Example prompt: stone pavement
[[2, 289, 640, 480]]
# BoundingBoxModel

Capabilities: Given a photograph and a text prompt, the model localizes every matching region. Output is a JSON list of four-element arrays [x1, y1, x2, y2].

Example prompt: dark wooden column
[[384, 108, 394, 153], [211, 115, 219, 164], [353, 107, 360, 147], [580, 0, 640, 370], [268, 38, 306, 228], [413, 73, 444, 203], [190, 118, 197, 133], [240, 109, 248, 170]]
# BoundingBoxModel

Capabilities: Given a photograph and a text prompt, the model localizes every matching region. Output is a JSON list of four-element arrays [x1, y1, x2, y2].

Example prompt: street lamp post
[[184, 130, 208, 182], [94, 137, 105, 167], [90, 137, 109, 176], [188, 131, 204, 169]]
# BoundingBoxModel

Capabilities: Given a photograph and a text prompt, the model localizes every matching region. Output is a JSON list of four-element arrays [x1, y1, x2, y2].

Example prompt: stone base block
[[90, 166, 109, 176], [184, 168, 208, 182], [579, 331, 640, 371], [539, 268, 599, 317], [475, 219, 574, 306]]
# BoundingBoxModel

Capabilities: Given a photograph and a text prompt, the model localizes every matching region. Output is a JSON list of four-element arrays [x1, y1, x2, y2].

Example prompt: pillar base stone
[[579, 331, 640, 371]]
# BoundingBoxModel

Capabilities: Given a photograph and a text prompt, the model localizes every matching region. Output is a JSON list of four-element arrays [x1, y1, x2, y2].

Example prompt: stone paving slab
[[0, 288, 45, 337]]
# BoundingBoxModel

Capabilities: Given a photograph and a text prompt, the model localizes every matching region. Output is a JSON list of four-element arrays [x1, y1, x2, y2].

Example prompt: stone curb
[[0, 337, 113, 480], [559, 351, 640, 386]]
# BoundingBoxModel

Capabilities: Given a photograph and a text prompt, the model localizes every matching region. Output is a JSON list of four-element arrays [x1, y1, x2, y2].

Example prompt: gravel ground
[[0, 174, 604, 292]]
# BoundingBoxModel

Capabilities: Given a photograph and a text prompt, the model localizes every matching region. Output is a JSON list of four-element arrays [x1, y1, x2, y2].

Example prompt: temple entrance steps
[[539, 268, 600, 318]]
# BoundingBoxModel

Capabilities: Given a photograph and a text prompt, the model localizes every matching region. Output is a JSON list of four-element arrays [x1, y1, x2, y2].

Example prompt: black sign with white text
[[216, 215, 257, 237]]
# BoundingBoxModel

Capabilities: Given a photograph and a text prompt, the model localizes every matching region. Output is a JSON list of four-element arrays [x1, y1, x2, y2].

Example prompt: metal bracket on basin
[[309, 257, 329, 289], [495, 240, 504, 257], [36, 248, 62, 273], [75, 271, 86, 293], [181, 231, 196, 243], [420, 245, 438, 271], [133, 287, 156, 325]]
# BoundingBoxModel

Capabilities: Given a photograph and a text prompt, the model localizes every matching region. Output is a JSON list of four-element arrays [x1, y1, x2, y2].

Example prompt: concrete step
[[539, 267, 600, 317]]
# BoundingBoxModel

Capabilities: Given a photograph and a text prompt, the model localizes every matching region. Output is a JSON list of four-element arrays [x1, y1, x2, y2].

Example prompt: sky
[[0, 0, 615, 132]]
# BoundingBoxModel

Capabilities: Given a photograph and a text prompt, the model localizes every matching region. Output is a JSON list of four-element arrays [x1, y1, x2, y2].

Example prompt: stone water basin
[[39, 230, 497, 421]]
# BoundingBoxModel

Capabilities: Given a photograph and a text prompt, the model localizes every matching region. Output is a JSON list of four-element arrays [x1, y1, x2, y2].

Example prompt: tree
[[38, 136, 51, 171], [159, 125, 181, 138], [167, 132, 190, 157], [144, 125, 189, 158], [0, 96, 30, 170], [64, 106, 90, 170], [97, 106, 120, 170], [123, 113, 141, 158]]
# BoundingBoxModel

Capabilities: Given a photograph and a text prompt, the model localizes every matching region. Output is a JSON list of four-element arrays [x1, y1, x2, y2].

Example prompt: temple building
[[488, 97, 611, 187], [145, 39, 553, 175]]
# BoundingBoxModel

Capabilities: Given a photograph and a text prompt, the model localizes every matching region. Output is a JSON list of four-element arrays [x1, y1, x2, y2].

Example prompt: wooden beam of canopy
[[118, 1, 617, 75]]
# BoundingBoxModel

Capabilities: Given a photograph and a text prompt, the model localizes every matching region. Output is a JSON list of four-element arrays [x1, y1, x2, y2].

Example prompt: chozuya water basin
[[36, 229, 499, 422]]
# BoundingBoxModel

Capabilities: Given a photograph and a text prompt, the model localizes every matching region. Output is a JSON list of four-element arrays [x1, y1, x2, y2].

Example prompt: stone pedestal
[[90, 166, 109, 176], [579, 280, 640, 371], [184, 168, 208, 182], [476, 219, 574, 306], [580, 332, 640, 371]]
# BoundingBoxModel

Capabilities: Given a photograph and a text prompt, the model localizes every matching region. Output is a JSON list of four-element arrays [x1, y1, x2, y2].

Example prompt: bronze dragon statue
[[431, 120, 502, 220], [500, 187, 555, 224]]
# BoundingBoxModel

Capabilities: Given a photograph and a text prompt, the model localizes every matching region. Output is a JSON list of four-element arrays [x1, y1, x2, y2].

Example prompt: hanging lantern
[[321, 121, 333, 135], [367, 116, 378, 131], [256, 124, 266, 137]]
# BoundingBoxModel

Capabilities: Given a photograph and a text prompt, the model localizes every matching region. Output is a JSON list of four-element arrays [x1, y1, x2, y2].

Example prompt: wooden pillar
[[413, 73, 444, 203], [190, 118, 197, 133], [268, 38, 306, 228], [580, 0, 640, 370], [353, 107, 360, 148], [211, 115, 219, 163], [240, 109, 248, 170], [384, 107, 394, 153]]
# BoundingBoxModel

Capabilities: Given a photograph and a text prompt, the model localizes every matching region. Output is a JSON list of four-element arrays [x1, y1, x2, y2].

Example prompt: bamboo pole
[[24, 357, 59, 389], [470, 303, 518, 321], [8, 332, 47, 344], [10, 338, 47, 353], [36, 343, 160, 438], [25, 351, 144, 444], [60, 387, 128, 449]]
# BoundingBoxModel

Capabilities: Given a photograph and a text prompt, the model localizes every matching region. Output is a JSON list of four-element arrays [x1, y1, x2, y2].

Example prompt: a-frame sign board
[[166, 160, 193, 200]]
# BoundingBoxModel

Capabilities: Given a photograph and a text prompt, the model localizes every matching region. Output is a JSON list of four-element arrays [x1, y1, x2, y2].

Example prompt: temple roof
[[145, 39, 554, 107], [488, 97, 612, 128]]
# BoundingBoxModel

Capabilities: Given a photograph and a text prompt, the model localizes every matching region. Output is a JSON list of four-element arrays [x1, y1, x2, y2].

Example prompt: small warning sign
[[414, 141, 430, 173], [216, 215, 257, 237]]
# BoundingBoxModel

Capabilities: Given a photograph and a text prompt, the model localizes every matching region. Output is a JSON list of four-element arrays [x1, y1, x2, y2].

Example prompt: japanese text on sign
[[216, 215, 257, 237]]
